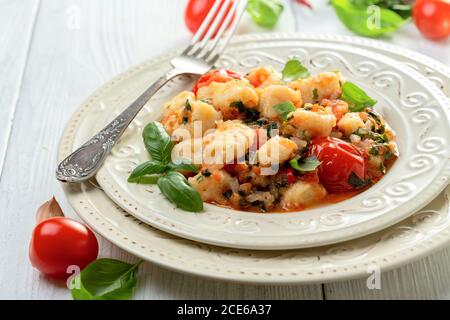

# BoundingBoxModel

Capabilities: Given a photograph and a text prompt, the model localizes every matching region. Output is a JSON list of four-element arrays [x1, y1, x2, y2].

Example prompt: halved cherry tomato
[[286, 168, 297, 184], [184, 0, 235, 36], [413, 0, 450, 40], [309, 137, 365, 193], [192, 69, 242, 95], [29, 217, 99, 279]]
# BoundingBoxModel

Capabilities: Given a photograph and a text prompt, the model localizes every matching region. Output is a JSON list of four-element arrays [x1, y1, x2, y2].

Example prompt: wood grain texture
[[0, 0, 320, 300], [0, 0, 40, 176], [290, 1, 450, 300], [1, 0, 449, 300], [324, 247, 450, 300]]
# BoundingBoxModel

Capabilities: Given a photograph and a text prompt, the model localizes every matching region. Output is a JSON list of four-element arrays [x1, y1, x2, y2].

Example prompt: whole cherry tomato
[[413, 0, 450, 40], [29, 217, 99, 279], [192, 69, 241, 95], [309, 137, 366, 193], [184, 0, 235, 36]]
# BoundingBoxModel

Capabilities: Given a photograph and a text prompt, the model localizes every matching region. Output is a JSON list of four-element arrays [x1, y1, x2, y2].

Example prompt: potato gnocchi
[[135, 61, 398, 213]]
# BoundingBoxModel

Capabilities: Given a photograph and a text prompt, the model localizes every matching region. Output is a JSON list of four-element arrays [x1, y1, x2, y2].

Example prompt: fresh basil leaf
[[71, 259, 141, 300], [331, 0, 408, 37], [130, 175, 162, 185], [246, 0, 284, 28], [274, 102, 296, 121], [128, 161, 167, 183], [281, 59, 311, 82], [142, 122, 173, 164], [347, 172, 370, 189], [341, 81, 377, 112], [167, 159, 199, 173], [157, 171, 203, 212], [289, 156, 322, 172]]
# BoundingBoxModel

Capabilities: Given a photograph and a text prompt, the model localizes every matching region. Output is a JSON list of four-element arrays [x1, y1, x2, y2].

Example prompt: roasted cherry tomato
[[413, 0, 450, 40], [29, 217, 99, 279], [192, 69, 241, 95], [286, 168, 297, 184], [184, 0, 235, 36], [309, 137, 365, 193]]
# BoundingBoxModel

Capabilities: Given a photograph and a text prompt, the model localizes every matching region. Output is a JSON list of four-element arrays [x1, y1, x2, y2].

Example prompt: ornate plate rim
[[59, 33, 450, 284], [95, 35, 450, 250]]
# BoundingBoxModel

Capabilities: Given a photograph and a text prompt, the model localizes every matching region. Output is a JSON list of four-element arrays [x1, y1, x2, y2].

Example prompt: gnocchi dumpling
[[258, 85, 302, 120], [289, 72, 342, 104], [281, 181, 327, 209], [196, 79, 259, 119], [286, 108, 336, 138], [257, 136, 298, 167]]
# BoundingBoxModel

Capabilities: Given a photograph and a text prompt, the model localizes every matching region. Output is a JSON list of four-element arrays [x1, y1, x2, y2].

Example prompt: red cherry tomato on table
[[184, 0, 235, 36], [413, 0, 450, 40], [309, 137, 366, 193], [29, 217, 99, 279], [192, 69, 242, 95]]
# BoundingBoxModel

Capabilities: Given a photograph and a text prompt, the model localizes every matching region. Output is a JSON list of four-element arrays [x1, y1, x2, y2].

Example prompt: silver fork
[[56, 0, 246, 183]]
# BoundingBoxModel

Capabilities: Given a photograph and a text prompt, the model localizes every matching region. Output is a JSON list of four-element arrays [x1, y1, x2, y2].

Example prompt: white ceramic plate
[[94, 35, 450, 250], [60, 33, 450, 284]]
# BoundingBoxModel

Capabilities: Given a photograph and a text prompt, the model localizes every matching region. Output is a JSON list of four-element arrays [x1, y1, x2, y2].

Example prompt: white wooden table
[[1, 0, 449, 300]]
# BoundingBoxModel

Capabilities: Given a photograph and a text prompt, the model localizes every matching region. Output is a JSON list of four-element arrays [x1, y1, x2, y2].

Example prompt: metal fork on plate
[[56, 0, 246, 183]]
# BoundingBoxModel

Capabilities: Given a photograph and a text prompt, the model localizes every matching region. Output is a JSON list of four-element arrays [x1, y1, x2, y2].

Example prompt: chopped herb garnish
[[201, 169, 212, 177], [384, 149, 393, 160], [273, 102, 296, 121], [231, 101, 260, 121], [376, 132, 389, 143], [185, 99, 192, 111], [267, 122, 278, 138], [369, 146, 379, 155], [341, 81, 377, 112], [222, 190, 232, 199], [289, 156, 322, 173], [312, 88, 319, 101], [255, 118, 269, 126], [347, 172, 370, 189], [281, 59, 311, 82]]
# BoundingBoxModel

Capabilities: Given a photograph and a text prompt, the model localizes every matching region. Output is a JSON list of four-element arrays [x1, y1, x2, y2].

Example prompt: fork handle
[[56, 70, 181, 183]]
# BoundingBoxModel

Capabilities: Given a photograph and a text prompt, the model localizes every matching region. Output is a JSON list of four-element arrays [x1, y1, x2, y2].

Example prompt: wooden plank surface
[[1, 0, 449, 300], [290, 1, 450, 300], [0, 0, 321, 300], [0, 0, 40, 175]]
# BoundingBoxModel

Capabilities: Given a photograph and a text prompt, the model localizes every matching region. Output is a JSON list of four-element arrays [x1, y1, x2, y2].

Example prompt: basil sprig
[[341, 81, 377, 112], [246, 0, 284, 28], [289, 156, 322, 173], [158, 172, 203, 212], [71, 259, 142, 300], [331, 0, 409, 38], [142, 122, 173, 164], [274, 102, 296, 121], [129, 121, 202, 212], [281, 59, 310, 82]]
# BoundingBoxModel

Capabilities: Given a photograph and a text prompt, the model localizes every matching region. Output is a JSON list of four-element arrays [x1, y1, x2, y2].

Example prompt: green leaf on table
[[157, 171, 203, 212], [281, 59, 310, 82], [289, 156, 322, 172], [167, 158, 199, 173], [246, 0, 284, 28], [341, 81, 377, 112], [274, 102, 296, 121], [128, 161, 167, 183], [71, 259, 141, 300], [142, 121, 173, 164], [330, 0, 408, 37]]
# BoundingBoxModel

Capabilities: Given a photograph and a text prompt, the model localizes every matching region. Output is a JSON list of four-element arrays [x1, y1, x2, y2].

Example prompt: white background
[[0, 0, 449, 299]]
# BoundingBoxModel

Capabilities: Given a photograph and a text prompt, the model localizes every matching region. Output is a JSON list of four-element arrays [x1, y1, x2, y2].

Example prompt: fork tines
[[184, 0, 247, 64]]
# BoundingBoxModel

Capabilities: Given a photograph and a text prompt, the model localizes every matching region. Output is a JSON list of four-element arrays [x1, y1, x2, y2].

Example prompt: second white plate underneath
[[94, 36, 450, 250]]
